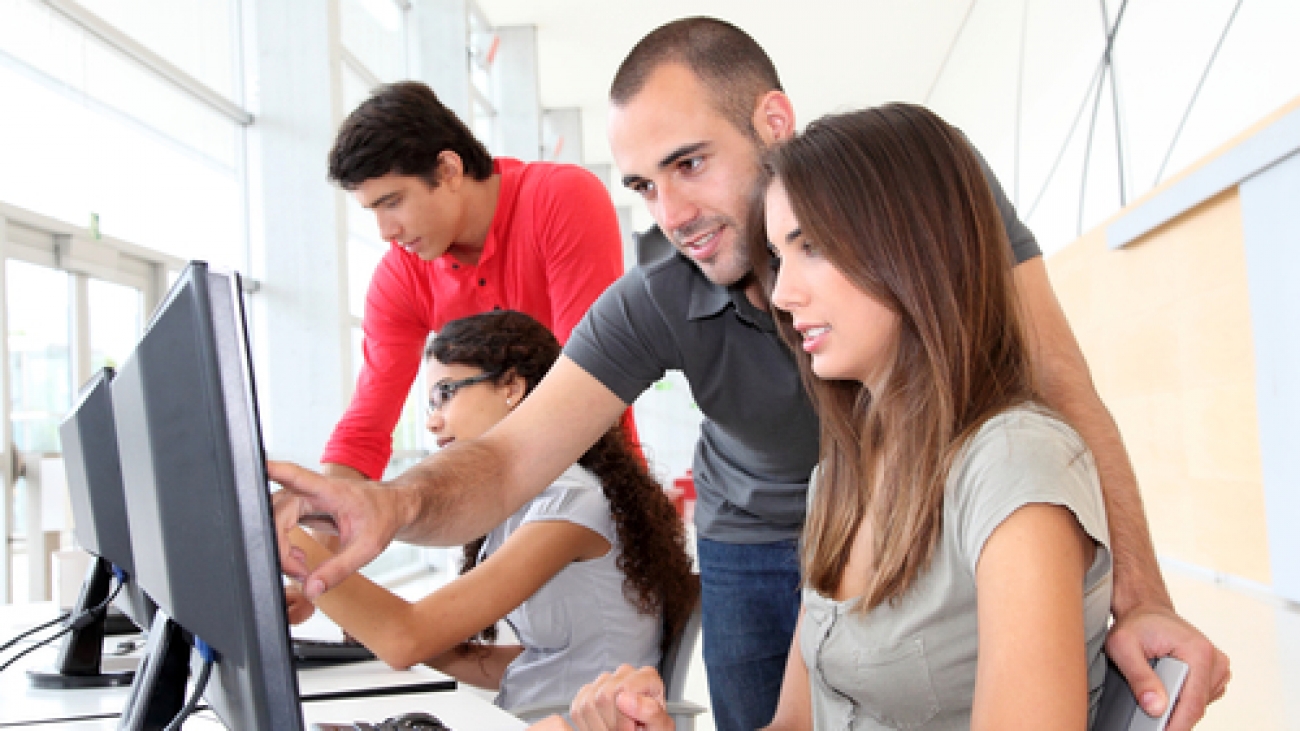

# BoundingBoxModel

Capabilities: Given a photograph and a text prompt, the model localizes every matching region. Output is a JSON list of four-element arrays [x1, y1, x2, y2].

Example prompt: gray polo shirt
[[564, 147, 1040, 543]]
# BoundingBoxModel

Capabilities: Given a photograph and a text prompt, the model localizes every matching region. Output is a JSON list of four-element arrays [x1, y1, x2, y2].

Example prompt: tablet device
[[1094, 656, 1190, 731]]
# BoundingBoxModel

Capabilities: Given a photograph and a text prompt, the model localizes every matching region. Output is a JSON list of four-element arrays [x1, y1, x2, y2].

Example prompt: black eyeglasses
[[427, 372, 496, 414]]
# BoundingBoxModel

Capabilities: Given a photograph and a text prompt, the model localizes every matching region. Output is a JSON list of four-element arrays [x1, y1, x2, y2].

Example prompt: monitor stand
[[27, 556, 135, 689], [118, 611, 191, 731]]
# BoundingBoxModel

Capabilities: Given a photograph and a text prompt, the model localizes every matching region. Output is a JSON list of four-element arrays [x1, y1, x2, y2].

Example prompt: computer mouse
[[376, 712, 450, 731]]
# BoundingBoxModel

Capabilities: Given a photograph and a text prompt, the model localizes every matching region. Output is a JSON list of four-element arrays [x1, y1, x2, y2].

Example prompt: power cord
[[0, 613, 71, 656], [163, 636, 215, 731], [0, 566, 127, 673]]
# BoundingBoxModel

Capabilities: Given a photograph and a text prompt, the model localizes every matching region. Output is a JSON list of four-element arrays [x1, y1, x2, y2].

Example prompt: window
[[6, 260, 71, 455], [1, 202, 178, 603], [0, 0, 247, 270], [340, 0, 405, 84], [467, 3, 498, 153]]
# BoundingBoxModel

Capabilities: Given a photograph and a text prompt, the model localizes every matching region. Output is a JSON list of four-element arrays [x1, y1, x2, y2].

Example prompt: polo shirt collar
[[682, 259, 776, 333], [729, 285, 776, 332], [685, 267, 731, 320]]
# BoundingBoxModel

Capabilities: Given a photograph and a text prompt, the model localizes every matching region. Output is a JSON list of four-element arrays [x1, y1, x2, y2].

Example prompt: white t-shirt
[[481, 464, 663, 710]]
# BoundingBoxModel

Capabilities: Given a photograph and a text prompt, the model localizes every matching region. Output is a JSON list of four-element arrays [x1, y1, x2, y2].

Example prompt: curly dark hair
[[426, 310, 699, 653]]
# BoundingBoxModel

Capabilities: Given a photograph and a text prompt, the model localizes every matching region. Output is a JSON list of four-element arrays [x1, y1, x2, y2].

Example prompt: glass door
[[4, 260, 71, 602], [3, 258, 144, 603]]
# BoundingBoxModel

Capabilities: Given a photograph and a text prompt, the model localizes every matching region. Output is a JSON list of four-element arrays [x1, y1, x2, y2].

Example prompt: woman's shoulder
[[536, 464, 603, 498], [946, 403, 1109, 561], [946, 403, 1100, 524], [961, 404, 1089, 467], [518, 465, 614, 535], [973, 402, 1079, 436]]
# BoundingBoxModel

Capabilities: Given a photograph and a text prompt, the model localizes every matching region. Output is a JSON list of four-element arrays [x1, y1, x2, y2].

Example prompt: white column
[[241, 0, 351, 465], [493, 25, 541, 161], [409, 0, 471, 119], [0, 216, 11, 603], [1242, 151, 1300, 603]]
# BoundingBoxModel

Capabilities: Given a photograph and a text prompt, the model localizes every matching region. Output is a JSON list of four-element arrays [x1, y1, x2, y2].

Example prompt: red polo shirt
[[322, 158, 625, 478]]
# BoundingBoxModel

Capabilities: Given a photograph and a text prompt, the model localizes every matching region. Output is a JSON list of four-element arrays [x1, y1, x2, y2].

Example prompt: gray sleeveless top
[[801, 408, 1112, 729], [480, 464, 663, 710]]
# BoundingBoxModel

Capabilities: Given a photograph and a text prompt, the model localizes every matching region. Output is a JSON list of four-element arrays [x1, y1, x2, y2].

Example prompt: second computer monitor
[[60, 367, 154, 630], [112, 262, 304, 730]]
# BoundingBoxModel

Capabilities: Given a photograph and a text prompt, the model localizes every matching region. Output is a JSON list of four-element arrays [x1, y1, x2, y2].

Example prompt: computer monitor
[[112, 262, 304, 730], [27, 367, 157, 689]]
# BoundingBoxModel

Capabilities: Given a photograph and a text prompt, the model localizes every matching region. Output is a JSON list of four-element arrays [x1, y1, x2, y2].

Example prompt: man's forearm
[[384, 438, 514, 546], [373, 356, 628, 549], [1017, 258, 1171, 616], [1042, 377, 1172, 615]]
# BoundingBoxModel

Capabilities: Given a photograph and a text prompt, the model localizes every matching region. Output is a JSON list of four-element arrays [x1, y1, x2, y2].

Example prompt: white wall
[[925, 0, 1300, 256]]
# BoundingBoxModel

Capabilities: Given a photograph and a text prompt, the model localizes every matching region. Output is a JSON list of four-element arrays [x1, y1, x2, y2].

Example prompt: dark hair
[[610, 17, 783, 139], [749, 104, 1035, 610], [328, 81, 493, 190], [426, 310, 698, 651]]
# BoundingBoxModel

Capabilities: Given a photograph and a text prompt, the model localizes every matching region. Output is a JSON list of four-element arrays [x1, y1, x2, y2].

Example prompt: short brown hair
[[610, 17, 783, 139], [328, 81, 493, 190]]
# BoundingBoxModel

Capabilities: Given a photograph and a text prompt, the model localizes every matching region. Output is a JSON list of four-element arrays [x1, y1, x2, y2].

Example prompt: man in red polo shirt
[[321, 81, 625, 481]]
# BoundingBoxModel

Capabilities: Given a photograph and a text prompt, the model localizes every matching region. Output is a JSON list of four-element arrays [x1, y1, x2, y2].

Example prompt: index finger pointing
[[268, 460, 318, 493]]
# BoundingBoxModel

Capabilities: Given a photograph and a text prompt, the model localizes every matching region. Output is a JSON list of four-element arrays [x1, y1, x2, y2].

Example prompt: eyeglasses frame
[[426, 371, 498, 415]]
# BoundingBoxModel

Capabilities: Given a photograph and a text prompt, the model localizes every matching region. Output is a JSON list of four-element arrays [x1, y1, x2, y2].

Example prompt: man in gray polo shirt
[[273, 17, 1227, 731]]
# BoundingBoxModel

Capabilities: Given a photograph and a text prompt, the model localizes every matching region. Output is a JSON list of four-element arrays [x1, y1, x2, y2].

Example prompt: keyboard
[[292, 637, 377, 666], [104, 608, 143, 636], [312, 716, 450, 731]]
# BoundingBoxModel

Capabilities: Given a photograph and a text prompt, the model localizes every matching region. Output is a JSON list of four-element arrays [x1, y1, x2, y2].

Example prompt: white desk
[[21, 691, 527, 730], [1, 604, 454, 728]]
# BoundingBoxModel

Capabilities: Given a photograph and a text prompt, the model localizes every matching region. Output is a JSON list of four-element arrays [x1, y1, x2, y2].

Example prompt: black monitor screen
[[112, 262, 303, 730], [59, 368, 154, 630], [62, 369, 131, 572]]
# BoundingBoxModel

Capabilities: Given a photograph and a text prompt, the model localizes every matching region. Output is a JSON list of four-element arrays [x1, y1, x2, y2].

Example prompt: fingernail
[[305, 578, 325, 599], [1141, 691, 1164, 714]]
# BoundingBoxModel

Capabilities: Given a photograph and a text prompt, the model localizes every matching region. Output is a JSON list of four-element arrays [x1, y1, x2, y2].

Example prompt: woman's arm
[[971, 504, 1095, 731], [762, 608, 813, 731], [425, 644, 525, 691], [286, 518, 609, 673]]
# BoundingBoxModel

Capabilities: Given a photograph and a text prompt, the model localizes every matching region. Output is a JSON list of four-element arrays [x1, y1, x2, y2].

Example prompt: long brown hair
[[427, 311, 698, 649], [750, 104, 1035, 609]]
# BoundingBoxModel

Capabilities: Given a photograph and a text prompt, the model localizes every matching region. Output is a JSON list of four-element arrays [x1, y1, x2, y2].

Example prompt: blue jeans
[[697, 537, 802, 731]]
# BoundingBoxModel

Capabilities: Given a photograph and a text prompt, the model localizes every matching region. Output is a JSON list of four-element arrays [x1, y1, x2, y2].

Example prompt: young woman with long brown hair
[[556, 105, 1113, 731], [284, 310, 697, 713], [752, 104, 1113, 729]]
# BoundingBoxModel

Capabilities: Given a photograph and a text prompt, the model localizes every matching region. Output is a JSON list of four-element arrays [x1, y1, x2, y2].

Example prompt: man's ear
[[436, 150, 466, 190], [753, 91, 797, 145]]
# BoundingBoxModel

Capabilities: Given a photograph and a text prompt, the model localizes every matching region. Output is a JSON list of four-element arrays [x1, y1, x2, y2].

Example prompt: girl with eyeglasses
[[283, 310, 697, 712]]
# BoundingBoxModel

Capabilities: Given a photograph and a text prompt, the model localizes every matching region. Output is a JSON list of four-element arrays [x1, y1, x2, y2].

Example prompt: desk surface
[[0, 603, 455, 728], [16, 691, 527, 730]]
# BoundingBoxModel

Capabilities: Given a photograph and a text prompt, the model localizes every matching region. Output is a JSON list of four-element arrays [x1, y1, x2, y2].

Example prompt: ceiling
[[474, 1, 981, 169]]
